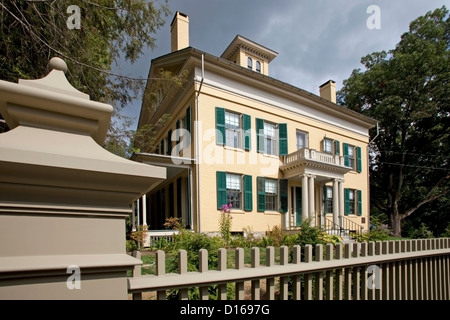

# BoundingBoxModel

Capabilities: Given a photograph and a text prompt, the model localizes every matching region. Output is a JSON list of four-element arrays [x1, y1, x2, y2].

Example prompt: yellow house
[[133, 12, 377, 238]]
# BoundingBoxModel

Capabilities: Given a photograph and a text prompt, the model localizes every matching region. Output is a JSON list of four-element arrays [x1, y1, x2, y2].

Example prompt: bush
[[355, 224, 390, 242], [126, 239, 138, 252], [409, 223, 434, 239]]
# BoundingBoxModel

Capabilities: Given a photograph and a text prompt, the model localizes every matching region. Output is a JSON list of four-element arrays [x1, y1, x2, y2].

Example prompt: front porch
[[280, 148, 364, 237]]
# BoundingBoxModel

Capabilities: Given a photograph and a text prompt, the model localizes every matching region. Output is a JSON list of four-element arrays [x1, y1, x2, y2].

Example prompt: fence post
[[199, 249, 209, 300], [304, 245, 313, 300], [352, 242, 361, 300], [279, 246, 289, 300], [325, 243, 334, 300], [335, 243, 343, 300], [217, 248, 228, 300], [235, 248, 245, 300], [292, 245, 302, 300], [343, 243, 352, 300], [265, 246, 275, 300], [156, 250, 166, 300], [0, 57, 165, 300], [251, 247, 261, 300], [131, 251, 142, 300], [178, 250, 188, 300], [360, 242, 368, 300]]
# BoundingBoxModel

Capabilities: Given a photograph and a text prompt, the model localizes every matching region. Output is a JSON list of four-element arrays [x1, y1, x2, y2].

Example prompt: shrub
[[409, 223, 434, 239], [126, 239, 138, 252], [218, 204, 233, 247], [355, 224, 390, 242]]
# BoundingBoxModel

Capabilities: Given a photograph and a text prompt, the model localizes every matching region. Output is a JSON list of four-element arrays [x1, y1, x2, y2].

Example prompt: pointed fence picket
[[128, 238, 450, 300]]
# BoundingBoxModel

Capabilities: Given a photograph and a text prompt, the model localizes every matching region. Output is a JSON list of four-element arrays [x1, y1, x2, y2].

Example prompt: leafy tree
[[338, 6, 449, 237], [0, 0, 171, 153]]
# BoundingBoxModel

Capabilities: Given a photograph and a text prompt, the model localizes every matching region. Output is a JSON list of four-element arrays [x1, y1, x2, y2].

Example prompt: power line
[[377, 161, 450, 171]]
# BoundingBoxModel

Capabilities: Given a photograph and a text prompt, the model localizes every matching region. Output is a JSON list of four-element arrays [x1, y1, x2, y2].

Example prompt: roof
[[141, 46, 377, 130]]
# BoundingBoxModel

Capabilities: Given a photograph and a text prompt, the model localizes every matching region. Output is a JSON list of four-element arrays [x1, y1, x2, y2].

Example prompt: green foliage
[[0, 0, 170, 108], [408, 223, 435, 239], [126, 239, 138, 252], [337, 6, 450, 236], [218, 204, 233, 247], [441, 223, 450, 237]]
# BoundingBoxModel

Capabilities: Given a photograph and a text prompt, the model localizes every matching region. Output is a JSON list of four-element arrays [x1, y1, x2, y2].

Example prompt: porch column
[[332, 179, 339, 227], [308, 175, 315, 225], [142, 194, 147, 226], [301, 175, 309, 221], [132, 201, 136, 232], [338, 179, 345, 228]]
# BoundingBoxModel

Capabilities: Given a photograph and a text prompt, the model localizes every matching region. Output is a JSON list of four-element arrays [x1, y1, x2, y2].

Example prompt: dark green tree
[[0, 0, 170, 153], [338, 6, 450, 237]]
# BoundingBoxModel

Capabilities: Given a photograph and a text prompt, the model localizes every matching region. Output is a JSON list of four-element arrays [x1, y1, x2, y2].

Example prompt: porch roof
[[133, 152, 194, 182]]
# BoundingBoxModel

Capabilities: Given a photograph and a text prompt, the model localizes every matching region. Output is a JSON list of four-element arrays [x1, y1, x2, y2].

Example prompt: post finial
[[49, 57, 68, 74]]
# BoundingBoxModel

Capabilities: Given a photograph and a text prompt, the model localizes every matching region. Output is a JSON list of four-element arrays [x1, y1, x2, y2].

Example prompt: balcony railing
[[282, 148, 348, 168]]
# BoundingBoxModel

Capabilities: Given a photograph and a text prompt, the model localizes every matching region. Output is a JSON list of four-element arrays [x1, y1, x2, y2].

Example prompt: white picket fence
[[128, 238, 450, 300]]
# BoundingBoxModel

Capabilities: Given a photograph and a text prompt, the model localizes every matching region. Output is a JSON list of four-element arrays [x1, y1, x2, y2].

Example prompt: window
[[217, 172, 252, 211], [256, 119, 287, 156], [225, 111, 242, 149], [324, 186, 333, 214], [256, 61, 261, 73], [265, 179, 278, 211], [264, 122, 277, 156], [216, 107, 251, 151], [323, 138, 340, 155], [257, 177, 288, 213], [226, 174, 242, 209], [343, 143, 362, 172], [344, 189, 362, 216], [247, 57, 253, 70], [296, 130, 308, 150]]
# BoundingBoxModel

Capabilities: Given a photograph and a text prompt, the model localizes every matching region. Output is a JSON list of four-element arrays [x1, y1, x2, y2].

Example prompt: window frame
[[296, 130, 308, 150], [264, 178, 278, 212], [264, 121, 278, 156], [226, 173, 243, 210], [225, 110, 243, 149], [324, 186, 333, 214], [256, 61, 261, 73]]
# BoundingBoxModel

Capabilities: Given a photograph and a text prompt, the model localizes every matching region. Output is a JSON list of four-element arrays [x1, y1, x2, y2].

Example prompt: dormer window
[[247, 57, 253, 70], [256, 61, 261, 73]]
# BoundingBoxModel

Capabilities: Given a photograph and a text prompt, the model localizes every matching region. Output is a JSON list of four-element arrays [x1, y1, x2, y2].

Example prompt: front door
[[295, 187, 302, 226]]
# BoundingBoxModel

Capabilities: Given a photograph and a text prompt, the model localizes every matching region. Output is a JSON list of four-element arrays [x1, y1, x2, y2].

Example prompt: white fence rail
[[128, 238, 450, 300]]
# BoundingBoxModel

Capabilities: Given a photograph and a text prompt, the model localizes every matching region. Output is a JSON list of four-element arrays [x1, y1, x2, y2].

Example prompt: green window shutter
[[257, 176, 266, 212], [278, 123, 288, 156], [279, 179, 288, 213], [256, 118, 265, 153], [167, 130, 172, 155], [243, 114, 251, 151], [324, 185, 329, 214], [344, 188, 350, 215], [334, 140, 340, 155], [343, 143, 349, 167], [215, 107, 225, 145], [244, 175, 252, 211], [357, 190, 362, 216], [216, 171, 227, 209], [356, 146, 362, 173]]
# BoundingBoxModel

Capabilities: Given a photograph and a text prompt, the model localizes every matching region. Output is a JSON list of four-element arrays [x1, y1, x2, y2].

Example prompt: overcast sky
[[115, 0, 448, 130]]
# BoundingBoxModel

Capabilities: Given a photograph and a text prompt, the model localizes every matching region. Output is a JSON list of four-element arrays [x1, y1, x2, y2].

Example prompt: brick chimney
[[319, 80, 336, 103], [171, 11, 189, 52]]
